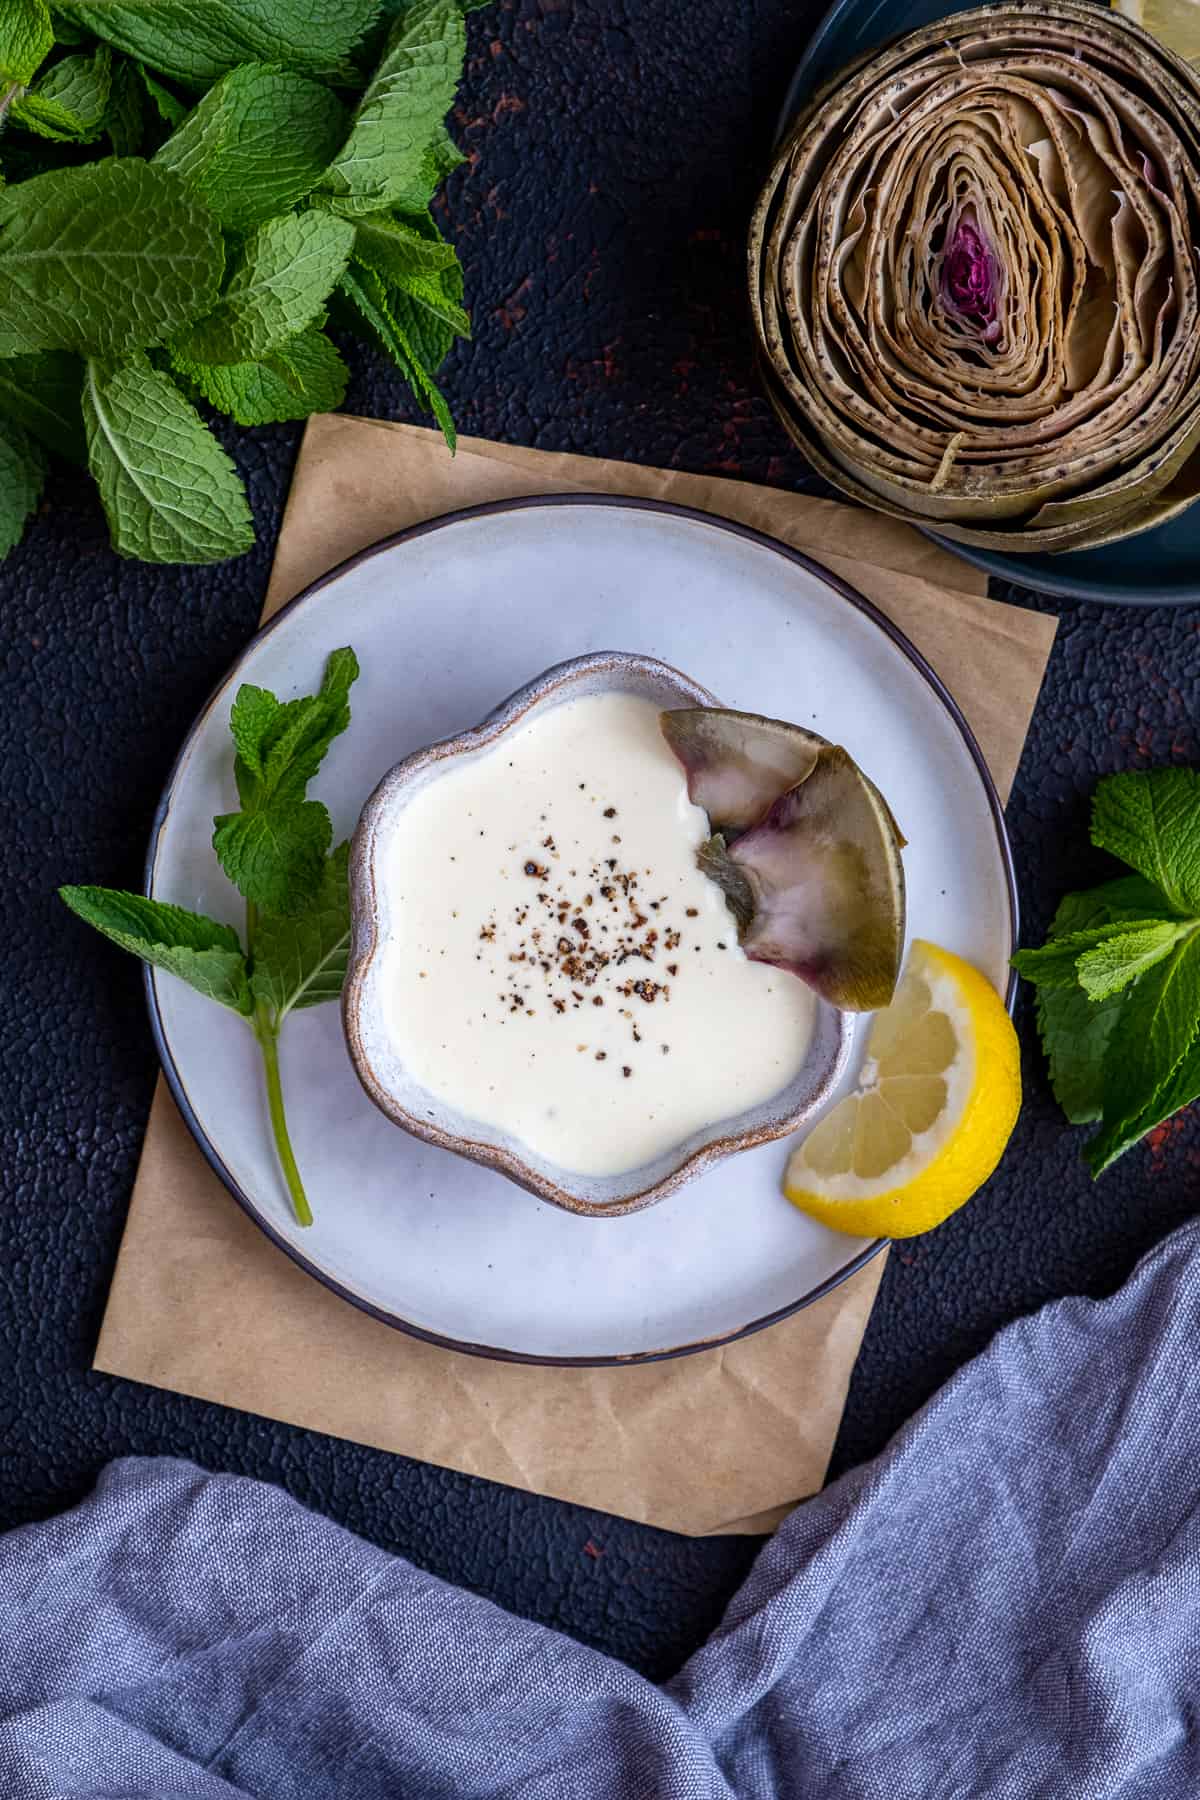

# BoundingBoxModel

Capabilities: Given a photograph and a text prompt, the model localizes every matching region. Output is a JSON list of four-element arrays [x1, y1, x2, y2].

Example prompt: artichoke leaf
[[723, 746, 906, 1013], [662, 709, 906, 1014], [659, 707, 823, 833], [697, 834, 755, 933]]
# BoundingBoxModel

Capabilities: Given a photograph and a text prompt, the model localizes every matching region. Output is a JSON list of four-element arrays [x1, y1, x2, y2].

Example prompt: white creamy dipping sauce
[[375, 691, 816, 1176]]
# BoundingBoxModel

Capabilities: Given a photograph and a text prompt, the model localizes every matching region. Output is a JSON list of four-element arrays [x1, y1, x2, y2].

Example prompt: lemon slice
[[783, 940, 1020, 1238], [1113, 0, 1200, 66]]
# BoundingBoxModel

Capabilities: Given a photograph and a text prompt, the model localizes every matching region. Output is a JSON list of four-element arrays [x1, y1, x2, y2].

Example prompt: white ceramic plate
[[147, 497, 1016, 1364]]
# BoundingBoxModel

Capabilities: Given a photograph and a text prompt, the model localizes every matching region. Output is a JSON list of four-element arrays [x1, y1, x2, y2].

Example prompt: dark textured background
[[3, 0, 1199, 1683]]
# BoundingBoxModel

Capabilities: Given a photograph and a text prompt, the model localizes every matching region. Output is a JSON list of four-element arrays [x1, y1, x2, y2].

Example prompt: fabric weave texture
[[2, 1218, 1198, 1798]]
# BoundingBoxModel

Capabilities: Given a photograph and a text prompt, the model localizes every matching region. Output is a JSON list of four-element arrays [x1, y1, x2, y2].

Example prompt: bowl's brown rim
[[142, 492, 1019, 1369], [342, 649, 850, 1216]]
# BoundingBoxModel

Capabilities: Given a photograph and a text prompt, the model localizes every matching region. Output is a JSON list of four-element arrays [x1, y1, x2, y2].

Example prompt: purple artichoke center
[[941, 212, 1001, 343]]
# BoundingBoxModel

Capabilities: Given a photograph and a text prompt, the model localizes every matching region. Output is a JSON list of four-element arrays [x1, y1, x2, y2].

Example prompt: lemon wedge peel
[[783, 940, 1021, 1239]]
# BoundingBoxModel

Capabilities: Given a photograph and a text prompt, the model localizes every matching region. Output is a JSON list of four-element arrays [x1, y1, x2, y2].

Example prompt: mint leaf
[[214, 648, 359, 912], [251, 843, 350, 1019], [232, 647, 357, 800], [1077, 922, 1193, 1001], [0, 0, 52, 88], [319, 0, 466, 215], [362, 0, 488, 70], [320, 645, 360, 707], [338, 208, 468, 362], [1084, 1032, 1200, 1176], [387, 279, 456, 373], [0, 416, 46, 555], [213, 801, 333, 916], [338, 261, 455, 448], [0, 161, 225, 358], [1099, 1029, 1200, 1168], [383, 211, 466, 364], [1085, 931, 1200, 1173], [1029, 889, 1128, 1125], [11, 45, 112, 142], [0, 350, 85, 463], [83, 353, 254, 564], [352, 212, 460, 283], [174, 211, 355, 365], [1036, 982, 1123, 1126], [138, 65, 187, 130], [59, 885, 252, 1014], [55, 0, 381, 87], [172, 324, 349, 426], [1085, 1092, 1178, 1177], [228, 683, 280, 777], [1091, 769, 1200, 915], [1012, 919, 1184, 991], [423, 119, 467, 183], [319, 124, 465, 223], [1087, 872, 1178, 918], [388, 267, 470, 341], [154, 64, 349, 233], [104, 57, 145, 156]]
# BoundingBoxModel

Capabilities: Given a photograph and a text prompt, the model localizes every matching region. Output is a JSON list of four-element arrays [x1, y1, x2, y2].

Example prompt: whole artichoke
[[750, 1, 1200, 553]]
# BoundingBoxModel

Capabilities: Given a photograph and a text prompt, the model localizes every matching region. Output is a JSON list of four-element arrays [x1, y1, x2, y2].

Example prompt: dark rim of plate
[[772, 9, 1200, 608], [143, 493, 1019, 1368]]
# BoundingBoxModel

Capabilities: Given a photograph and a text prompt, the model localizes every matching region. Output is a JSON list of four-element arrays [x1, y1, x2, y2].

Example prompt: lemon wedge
[[1113, 0, 1200, 66], [783, 940, 1020, 1238]]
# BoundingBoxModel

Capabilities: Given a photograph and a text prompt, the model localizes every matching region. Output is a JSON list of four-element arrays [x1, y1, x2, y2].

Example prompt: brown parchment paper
[[93, 419, 1057, 1537]]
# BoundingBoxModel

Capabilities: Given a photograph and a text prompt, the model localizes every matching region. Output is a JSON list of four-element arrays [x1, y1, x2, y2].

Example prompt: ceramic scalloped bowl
[[343, 652, 851, 1217]]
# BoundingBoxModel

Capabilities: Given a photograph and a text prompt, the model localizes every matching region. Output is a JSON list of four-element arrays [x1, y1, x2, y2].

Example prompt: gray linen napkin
[[3, 1218, 1198, 1798]]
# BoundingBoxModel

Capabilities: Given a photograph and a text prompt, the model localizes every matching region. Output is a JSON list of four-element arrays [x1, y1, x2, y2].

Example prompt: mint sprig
[[60, 647, 360, 1227], [0, 0, 483, 564], [1012, 769, 1200, 1174]]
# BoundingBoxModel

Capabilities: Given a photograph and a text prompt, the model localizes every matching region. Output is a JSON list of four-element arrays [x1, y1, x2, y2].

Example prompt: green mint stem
[[0, 84, 21, 131], [253, 996, 313, 1229]]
